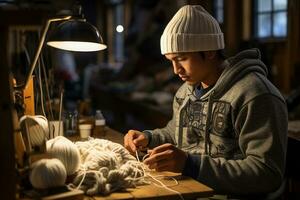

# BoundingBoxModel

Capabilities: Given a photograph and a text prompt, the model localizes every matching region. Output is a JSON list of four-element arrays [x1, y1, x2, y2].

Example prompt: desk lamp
[[22, 7, 107, 90], [15, 5, 106, 116]]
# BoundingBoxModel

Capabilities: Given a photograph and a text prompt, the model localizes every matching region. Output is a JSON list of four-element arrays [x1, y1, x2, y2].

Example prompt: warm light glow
[[116, 25, 124, 33], [47, 41, 107, 52]]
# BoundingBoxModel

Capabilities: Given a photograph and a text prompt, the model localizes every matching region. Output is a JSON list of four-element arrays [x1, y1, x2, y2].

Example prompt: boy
[[124, 5, 287, 197]]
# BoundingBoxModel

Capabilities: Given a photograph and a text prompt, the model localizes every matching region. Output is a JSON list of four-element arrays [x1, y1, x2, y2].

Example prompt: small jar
[[64, 110, 78, 136]]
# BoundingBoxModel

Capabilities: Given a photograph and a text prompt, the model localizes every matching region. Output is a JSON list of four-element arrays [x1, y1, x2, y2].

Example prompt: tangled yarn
[[30, 158, 67, 189], [46, 136, 80, 175], [72, 138, 146, 195]]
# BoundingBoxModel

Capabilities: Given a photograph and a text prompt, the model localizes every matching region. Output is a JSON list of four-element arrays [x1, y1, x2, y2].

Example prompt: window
[[214, 0, 224, 24], [255, 0, 288, 39]]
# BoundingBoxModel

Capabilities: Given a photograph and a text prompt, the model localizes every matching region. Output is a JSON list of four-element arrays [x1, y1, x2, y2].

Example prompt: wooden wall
[[286, 0, 300, 92], [0, 22, 17, 200], [226, 0, 299, 94]]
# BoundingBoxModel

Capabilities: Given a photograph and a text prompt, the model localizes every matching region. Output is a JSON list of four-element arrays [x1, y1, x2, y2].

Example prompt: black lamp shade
[[47, 19, 107, 52]]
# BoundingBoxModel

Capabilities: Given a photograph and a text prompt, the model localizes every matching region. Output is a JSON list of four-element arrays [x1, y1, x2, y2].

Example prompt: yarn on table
[[30, 158, 67, 189], [46, 136, 80, 175], [72, 138, 146, 195]]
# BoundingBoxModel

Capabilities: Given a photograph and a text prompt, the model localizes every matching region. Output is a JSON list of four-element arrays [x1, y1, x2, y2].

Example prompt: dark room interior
[[1, 0, 300, 199]]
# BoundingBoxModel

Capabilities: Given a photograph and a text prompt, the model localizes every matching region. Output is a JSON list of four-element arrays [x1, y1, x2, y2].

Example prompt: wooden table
[[72, 127, 214, 200], [91, 173, 213, 200]]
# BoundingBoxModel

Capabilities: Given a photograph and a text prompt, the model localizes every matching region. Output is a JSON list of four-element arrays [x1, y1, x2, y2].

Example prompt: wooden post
[[224, 0, 243, 56], [0, 25, 17, 200]]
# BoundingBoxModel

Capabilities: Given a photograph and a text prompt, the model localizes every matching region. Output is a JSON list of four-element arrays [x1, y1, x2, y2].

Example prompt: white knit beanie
[[160, 5, 224, 54]]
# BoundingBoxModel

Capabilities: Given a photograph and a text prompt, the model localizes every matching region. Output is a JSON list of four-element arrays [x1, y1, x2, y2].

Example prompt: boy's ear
[[204, 51, 217, 60]]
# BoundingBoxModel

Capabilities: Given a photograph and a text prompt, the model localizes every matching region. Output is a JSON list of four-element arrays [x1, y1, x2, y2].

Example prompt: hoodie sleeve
[[183, 94, 288, 195]]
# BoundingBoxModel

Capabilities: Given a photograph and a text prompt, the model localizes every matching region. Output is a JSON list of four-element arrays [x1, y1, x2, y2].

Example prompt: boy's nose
[[173, 61, 182, 75]]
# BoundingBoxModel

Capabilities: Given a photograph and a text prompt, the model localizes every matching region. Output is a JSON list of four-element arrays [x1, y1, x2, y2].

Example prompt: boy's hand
[[144, 143, 187, 173], [124, 130, 148, 154]]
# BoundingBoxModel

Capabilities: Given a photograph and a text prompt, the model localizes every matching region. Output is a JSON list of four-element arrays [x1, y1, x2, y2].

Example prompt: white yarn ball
[[30, 158, 67, 189], [20, 115, 49, 147], [47, 136, 80, 175]]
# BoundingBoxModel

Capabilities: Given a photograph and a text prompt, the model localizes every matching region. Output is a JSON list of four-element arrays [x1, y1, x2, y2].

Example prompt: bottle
[[94, 110, 106, 137], [64, 110, 78, 136]]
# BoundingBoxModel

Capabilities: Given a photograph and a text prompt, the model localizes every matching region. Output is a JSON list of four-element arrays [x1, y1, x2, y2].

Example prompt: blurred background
[[1, 0, 299, 131], [0, 0, 299, 125], [0, 0, 300, 198]]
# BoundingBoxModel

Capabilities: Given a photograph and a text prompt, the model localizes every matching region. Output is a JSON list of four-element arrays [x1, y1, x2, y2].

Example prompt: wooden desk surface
[[90, 172, 213, 200], [72, 127, 214, 199], [288, 120, 300, 141]]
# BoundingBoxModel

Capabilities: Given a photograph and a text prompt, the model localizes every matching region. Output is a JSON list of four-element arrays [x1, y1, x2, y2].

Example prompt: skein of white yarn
[[19, 115, 49, 147], [84, 150, 119, 170], [30, 158, 67, 189], [71, 138, 146, 195], [46, 136, 80, 175]]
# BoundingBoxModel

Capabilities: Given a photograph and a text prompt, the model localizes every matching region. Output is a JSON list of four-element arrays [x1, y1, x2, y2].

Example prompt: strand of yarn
[[71, 138, 146, 195], [46, 136, 80, 175], [135, 151, 184, 200], [136, 151, 178, 187], [30, 158, 67, 189], [19, 115, 49, 147]]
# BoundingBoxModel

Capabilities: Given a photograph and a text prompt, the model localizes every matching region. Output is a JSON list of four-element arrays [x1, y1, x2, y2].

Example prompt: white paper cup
[[79, 124, 92, 139]]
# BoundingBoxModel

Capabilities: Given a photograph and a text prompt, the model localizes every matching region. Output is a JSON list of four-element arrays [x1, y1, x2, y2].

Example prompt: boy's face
[[165, 52, 212, 86]]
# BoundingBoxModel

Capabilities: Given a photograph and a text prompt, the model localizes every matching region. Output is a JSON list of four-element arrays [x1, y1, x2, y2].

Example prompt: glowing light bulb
[[116, 25, 124, 33]]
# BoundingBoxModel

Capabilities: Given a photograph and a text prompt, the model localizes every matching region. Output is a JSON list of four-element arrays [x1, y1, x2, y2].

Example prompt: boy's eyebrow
[[167, 54, 185, 60]]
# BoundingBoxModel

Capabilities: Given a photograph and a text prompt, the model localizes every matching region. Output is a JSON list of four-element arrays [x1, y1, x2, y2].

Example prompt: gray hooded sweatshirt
[[144, 49, 287, 196]]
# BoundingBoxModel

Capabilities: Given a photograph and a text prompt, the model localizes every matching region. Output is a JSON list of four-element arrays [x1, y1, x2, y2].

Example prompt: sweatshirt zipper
[[204, 91, 214, 155], [177, 97, 190, 149]]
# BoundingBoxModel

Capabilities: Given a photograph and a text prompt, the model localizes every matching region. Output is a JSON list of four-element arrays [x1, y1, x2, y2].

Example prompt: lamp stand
[[23, 16, 72, 90], [20, 16, 71, 116]]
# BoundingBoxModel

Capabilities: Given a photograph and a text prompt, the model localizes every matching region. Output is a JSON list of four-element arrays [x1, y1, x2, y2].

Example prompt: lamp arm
[[23, 16, 72, 90]]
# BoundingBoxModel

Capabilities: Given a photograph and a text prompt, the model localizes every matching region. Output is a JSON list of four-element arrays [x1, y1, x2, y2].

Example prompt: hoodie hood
[[200, 48, 268, 99]]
